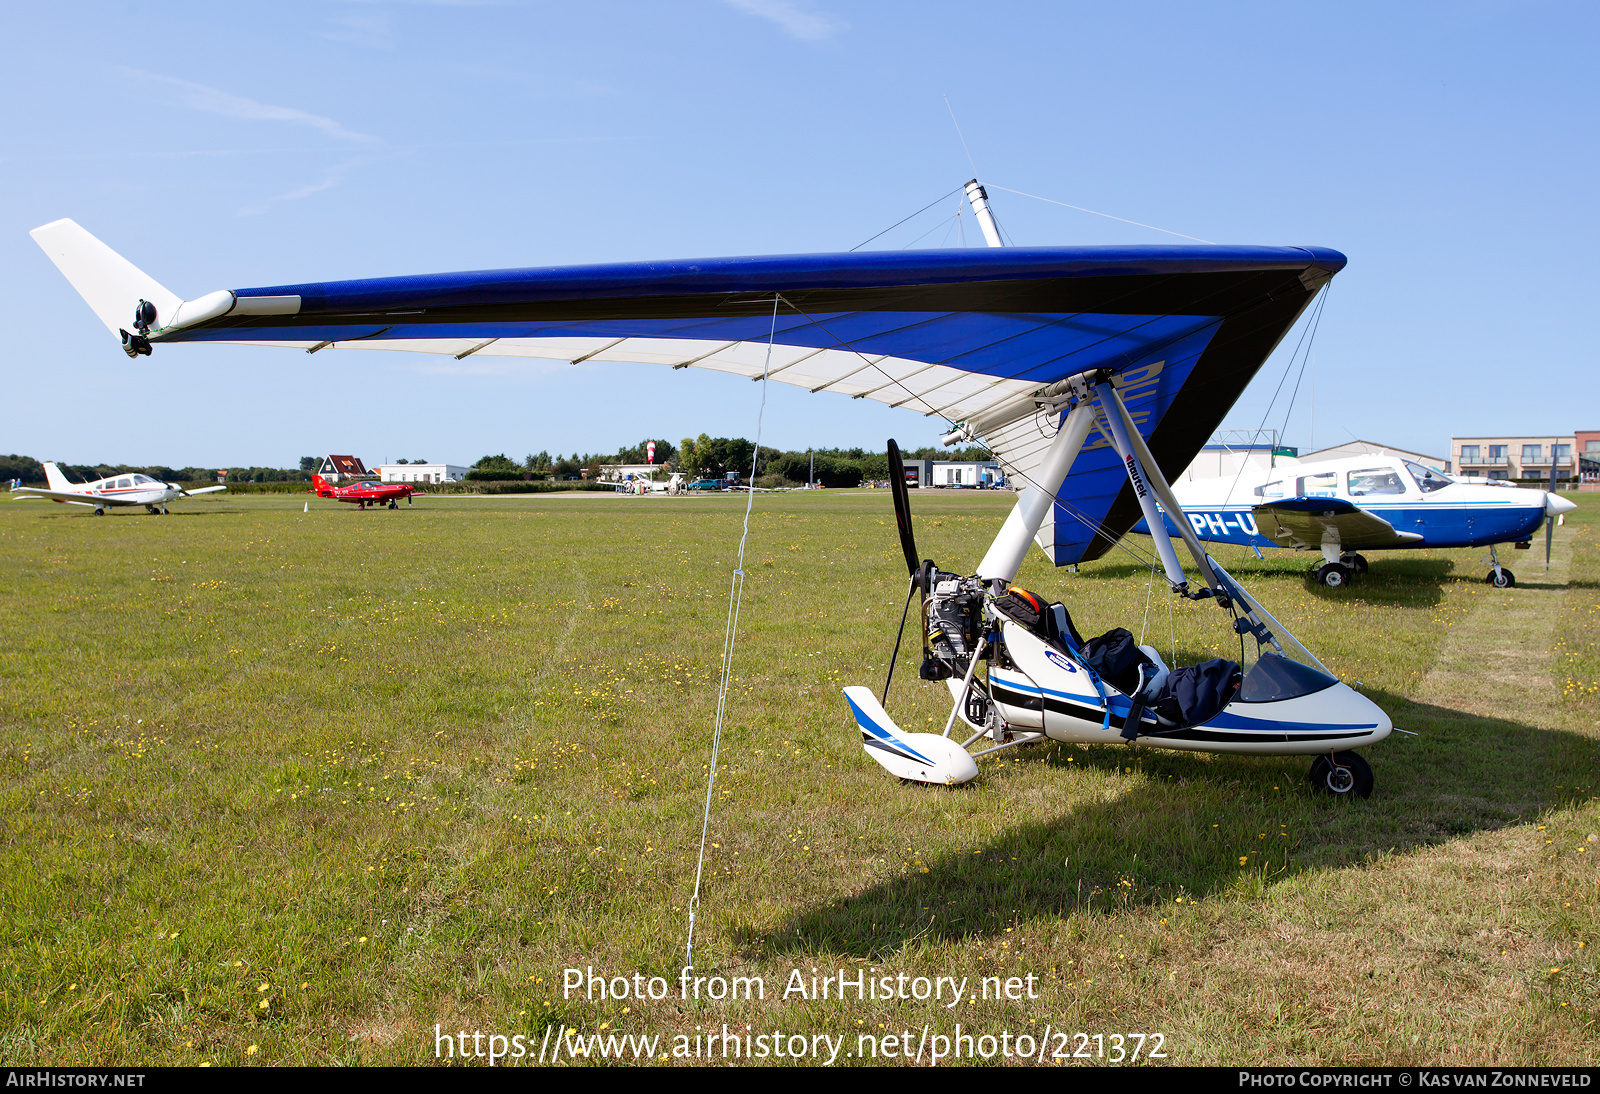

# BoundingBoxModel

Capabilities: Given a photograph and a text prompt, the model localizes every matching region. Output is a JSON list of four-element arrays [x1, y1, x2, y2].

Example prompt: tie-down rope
[[684, 294, 780, 973]]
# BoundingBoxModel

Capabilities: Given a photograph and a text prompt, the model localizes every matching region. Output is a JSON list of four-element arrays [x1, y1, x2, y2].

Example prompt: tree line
[[0, 454, 312, 486], [2, 438, 996, 490], [463, 437, 995, 489]]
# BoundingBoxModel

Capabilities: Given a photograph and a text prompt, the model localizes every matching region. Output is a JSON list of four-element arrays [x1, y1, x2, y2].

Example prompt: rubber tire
[[1487, 568, 1515, 588], [1318, 563, 1352, 588], [1343, 553, 1369, 575], [1308, 751, 1373, 799]]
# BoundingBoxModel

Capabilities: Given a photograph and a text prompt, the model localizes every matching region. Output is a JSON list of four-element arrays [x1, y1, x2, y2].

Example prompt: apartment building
[[1451, 435, 1575, 482]]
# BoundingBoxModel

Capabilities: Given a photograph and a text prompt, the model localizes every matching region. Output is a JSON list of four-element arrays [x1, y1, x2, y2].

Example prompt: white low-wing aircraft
[[1134, 452, 1577, 588], [28, 188, 1395, 797], [12, 462, 226, 515]]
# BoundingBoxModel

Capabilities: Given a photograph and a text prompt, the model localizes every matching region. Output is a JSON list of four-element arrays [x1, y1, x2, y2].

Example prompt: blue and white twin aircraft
[[1135, 453, 1576, 588]]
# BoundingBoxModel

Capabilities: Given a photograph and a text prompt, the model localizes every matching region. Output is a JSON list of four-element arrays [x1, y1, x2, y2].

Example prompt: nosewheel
[[1308, 751, 1373, 799], [1486, 568, 1515, 588]]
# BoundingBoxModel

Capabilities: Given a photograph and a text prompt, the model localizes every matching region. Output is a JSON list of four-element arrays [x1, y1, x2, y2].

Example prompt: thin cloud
[[117, 68, 379, 145], [236, 158, 373, 216], [321, 12, 395, 48], [723, 0, 845, 41]]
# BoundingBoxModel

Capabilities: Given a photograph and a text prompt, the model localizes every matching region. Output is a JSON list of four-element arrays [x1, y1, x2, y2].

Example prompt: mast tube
[[1093, 382, 1189, 590], [963, 180, 1004, 249], [1102, 382, 1221, 592], [976, 399, 1094, 582]]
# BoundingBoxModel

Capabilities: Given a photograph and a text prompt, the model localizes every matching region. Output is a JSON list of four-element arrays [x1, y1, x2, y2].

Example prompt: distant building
[[1300, 440, 1446, 474], [1176, 436, 1445, 483], [317, 455, 369, 482], [931, 460, 1004, 487], [375, 462, 467, 485], [1178, 443, 1292, 482], [1451, 435, 1576, 483], [1575, 430, 1599, 491]]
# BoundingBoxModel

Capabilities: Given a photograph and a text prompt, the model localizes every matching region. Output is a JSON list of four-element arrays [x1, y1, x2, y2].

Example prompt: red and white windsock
[[647, 441, 656, 463]]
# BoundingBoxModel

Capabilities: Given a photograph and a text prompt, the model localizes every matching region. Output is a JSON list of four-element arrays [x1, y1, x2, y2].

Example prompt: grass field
[[1, 486, 1596, 1066]]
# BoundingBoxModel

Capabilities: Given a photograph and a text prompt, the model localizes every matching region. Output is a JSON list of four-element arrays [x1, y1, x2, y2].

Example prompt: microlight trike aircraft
[[11, 461, 225, 515], [1140, 452, 1577, 588], [28, 204, 1390, 796]]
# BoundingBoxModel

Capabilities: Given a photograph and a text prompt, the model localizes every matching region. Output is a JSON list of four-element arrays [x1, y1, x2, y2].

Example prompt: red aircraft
[[312, 474, 416, 510]]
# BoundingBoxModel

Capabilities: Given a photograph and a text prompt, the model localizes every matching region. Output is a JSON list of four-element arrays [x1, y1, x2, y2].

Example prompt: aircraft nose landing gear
[[1309, 751, 1373, 798], [1483, 544, 1515, 587]]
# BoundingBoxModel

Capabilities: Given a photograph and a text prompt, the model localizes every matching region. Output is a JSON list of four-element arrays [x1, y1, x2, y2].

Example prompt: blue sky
[[5, 1, 1596, 467]]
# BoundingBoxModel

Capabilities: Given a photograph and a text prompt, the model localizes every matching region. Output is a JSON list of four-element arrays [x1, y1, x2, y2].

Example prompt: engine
[[920, 569, 987, 680]]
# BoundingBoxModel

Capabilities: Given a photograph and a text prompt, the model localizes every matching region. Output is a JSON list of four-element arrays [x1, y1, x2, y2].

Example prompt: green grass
[[0, 488, 1595, 1066]]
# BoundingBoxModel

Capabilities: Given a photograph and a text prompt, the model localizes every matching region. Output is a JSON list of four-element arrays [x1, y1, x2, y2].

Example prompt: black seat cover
[[1079, 628, 1148, 696], [1153, 659, 1243, 727]]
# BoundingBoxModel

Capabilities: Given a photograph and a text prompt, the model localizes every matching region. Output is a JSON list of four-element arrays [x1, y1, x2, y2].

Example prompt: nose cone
[[1339, 681, 1393, 745], [1546, 492, 1578, 517]]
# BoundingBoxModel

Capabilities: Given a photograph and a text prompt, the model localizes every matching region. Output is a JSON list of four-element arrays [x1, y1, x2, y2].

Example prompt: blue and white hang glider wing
[[31, 218, 1343, 565]]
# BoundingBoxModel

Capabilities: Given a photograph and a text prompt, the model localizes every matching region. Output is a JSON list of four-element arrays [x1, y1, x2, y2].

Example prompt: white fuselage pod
[[988, 622, 1391, 756]]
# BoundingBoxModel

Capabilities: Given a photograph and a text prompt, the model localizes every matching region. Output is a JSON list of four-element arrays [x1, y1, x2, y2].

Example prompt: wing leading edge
[[33, 223, 1345, 565]]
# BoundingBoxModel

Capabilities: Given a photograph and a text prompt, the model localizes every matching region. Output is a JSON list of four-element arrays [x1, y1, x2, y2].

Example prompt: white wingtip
[[30, 219, 183, 338]]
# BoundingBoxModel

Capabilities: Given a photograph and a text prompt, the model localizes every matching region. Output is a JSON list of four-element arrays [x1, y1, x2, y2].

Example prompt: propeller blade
[[886, 439, 922, 582], [1546, 462, 1560, 572]]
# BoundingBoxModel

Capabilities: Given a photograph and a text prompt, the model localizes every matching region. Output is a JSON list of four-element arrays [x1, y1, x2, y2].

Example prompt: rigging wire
[[901, 213, 964, 250], [1138, 555, 1158, 646], [849, 186, 964, 251], [684, 295, 780, 974], [1274, 286, 1328, 446], [944, 95, 979, 177], [988, 185, 1214, 244], [1215, 287, 1329, 509]]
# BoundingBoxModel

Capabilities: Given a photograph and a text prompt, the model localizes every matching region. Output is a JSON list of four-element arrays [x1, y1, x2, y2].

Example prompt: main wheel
[[1487, 568, 1515, 588], [94, 508, 105, 516], [1317, 562, 1352, 588], [1342, 553, 1369, 575], [1308, 751, 1373, 799]]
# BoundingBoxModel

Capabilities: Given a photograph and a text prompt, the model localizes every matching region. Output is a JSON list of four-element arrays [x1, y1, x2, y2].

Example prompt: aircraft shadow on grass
[[760, 691, 1599, 958], [1081, 557, 1461, 607], [30, 509, 231, 520]]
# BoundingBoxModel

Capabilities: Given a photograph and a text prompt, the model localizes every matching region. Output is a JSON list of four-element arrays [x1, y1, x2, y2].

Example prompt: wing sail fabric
[[63, 236, 1345, 565]]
